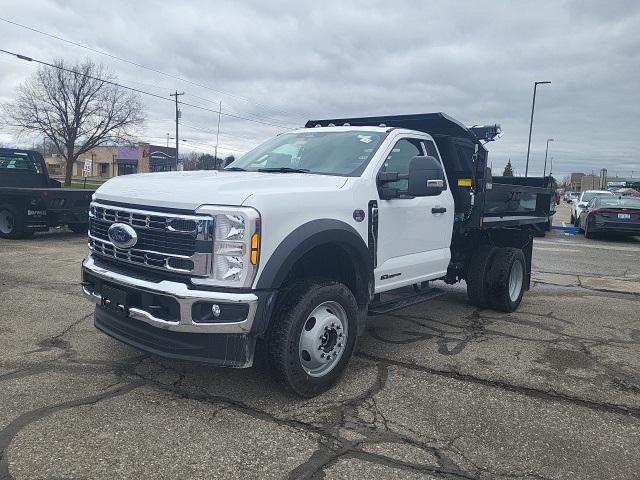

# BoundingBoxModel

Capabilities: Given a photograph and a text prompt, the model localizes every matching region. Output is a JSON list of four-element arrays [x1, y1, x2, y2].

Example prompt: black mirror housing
[[407, 156, 445, 197]]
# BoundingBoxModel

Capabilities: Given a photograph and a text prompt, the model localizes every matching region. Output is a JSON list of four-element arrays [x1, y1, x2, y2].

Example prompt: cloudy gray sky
[[1, 0, 639, 180]]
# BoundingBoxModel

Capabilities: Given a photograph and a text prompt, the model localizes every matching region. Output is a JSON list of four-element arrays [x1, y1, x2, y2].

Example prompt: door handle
[[431, 207, 447, 214]]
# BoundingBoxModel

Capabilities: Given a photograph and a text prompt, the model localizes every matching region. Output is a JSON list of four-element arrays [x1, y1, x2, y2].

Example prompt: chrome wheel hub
[[508, 260, 524, 302], [298, 301, 348, 377]]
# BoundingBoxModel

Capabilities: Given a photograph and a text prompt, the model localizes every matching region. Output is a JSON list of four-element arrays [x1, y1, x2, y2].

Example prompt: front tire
[[267, 280, 358, 397], [486, 248, 526, 313]]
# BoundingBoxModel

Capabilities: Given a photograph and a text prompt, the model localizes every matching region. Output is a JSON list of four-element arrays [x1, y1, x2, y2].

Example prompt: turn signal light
[[250, 233, 260, 265]]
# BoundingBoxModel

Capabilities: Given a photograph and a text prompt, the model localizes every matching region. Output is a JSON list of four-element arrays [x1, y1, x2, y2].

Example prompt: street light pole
[[543, 138, 554, 177], [525, 81, 551, 177]]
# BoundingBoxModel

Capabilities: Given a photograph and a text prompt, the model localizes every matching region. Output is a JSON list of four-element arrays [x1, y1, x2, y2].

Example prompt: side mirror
[[578, 202, 587, 207], [407, 156, 445, 197]]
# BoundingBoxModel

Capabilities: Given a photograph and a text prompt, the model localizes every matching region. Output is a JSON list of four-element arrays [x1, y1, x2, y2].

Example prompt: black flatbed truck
[[0, 148, 93, 239]]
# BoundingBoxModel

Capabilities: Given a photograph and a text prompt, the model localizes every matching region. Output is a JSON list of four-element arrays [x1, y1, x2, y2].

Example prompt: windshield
[[582, 191, 612, 202], [227, 130, 386, 176], [599, 197, 640, 208]]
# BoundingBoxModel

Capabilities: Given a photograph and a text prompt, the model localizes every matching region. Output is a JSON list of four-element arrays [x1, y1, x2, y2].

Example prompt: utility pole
[[214, 100, 222, 169], [525, 81, 551, 177], [170, 91, 184, 171], [166, 133, 170, 148]]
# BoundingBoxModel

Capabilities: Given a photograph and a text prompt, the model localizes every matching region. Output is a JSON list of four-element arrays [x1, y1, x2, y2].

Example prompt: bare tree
[[2, 59, 144, 186]]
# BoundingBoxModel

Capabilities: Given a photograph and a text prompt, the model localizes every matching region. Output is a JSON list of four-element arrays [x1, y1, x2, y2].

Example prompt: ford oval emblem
[[108, 223, 138, 249]]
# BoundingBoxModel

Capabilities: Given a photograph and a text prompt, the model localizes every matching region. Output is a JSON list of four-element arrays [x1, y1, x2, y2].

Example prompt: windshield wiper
[[257, 167, 310, 173], [225, 166, 247, 171]]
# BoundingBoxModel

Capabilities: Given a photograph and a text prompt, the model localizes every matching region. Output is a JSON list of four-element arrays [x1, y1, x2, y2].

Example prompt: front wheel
[[267, 280, 358, 397]]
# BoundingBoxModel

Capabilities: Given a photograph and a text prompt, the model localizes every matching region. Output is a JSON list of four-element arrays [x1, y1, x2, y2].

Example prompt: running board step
[[368, 288, 446, 316]]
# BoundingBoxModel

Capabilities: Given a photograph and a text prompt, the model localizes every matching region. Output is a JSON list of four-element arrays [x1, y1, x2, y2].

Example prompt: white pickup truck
[[81, 113, 552, 397]]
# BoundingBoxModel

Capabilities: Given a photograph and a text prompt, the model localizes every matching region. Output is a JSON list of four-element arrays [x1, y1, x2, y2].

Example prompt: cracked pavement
[[1, 224, 639, 479]]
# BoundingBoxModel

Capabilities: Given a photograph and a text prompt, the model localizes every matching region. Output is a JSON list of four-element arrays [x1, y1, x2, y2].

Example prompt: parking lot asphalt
[[1, 224, 639, 479]]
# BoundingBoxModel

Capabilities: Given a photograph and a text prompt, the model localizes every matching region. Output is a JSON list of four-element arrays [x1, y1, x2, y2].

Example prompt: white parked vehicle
[[81, 113, 553, 396], [570, 190, 614, 226]]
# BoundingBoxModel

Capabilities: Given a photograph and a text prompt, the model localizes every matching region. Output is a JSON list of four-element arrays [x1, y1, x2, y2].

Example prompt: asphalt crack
[[357, 352, 640, 418], [0, 380, 145, 480]]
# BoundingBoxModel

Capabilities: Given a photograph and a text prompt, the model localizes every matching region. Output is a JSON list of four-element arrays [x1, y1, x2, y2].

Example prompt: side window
[[423, 140, 447, 190], [380, 138, 424, 190], [423, 140, 440, 160]]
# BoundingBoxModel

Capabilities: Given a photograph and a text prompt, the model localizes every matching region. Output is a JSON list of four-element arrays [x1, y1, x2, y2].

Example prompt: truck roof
[[305, 112, 500, 145]]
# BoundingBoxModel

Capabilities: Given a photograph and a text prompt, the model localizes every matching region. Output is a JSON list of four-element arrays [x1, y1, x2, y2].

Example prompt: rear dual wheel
[[486, 248, 526, 312], [467, 246, 526, 313], [0, 205, 33, 239]]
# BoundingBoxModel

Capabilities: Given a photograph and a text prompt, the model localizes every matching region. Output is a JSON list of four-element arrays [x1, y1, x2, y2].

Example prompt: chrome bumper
[[81, 256, 258, 334]]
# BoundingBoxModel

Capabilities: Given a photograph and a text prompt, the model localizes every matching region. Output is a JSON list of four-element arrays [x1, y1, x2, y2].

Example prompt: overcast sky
[[1, 0, 639, 180]]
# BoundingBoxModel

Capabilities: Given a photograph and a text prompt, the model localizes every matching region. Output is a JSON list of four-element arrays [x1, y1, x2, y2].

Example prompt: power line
[[0, 16, 300, 121], [183, 92, 300, 126], [146, 135, 243, 155], [0, 48, 295, 130]]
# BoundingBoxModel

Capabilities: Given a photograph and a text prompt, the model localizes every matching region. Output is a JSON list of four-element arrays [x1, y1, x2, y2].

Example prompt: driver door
[[374, 136, 454, 293]]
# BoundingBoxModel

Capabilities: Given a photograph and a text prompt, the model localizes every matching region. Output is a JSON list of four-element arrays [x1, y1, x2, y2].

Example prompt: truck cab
[[81, 113, 551, 396]]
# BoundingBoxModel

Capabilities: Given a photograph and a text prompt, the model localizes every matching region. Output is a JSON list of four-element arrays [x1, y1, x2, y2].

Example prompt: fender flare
[[256, 219, 372, 304]]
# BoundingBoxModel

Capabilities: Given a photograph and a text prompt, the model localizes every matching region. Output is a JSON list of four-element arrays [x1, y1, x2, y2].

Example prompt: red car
[[578, 196, 640, 238]]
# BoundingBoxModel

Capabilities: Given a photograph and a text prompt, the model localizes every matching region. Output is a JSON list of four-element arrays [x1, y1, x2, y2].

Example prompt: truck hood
[[94, 170, 349, 210]]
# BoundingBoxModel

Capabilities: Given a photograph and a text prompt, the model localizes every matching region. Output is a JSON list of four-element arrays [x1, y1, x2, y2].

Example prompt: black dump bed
[[306, 112, 552, 231]]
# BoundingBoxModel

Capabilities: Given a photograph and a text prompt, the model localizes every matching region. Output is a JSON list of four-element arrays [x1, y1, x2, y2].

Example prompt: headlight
[[193, 206, 261, 288]]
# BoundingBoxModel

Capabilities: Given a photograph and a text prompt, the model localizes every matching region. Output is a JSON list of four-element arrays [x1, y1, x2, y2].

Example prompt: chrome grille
[[88, 202, 213, 276], [90, 217, 196, 256]]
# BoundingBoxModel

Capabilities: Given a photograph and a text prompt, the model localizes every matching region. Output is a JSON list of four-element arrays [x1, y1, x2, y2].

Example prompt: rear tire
[[584, 218, 595, 239], [267, 280, 358, 397], [486, 247, 526, 313], [466, 245, 498, 308], [0, 204, 31, 239]]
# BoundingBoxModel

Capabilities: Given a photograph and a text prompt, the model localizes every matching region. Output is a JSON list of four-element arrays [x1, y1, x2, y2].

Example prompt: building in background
[[580, 175, 599, 191], [44, 143, 176, 179], [599, 168, 608, 189], [570, 172, 585, 191]]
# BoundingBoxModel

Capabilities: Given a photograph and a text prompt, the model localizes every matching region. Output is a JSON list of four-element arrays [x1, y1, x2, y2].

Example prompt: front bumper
[[82, 255, 275, 367]]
